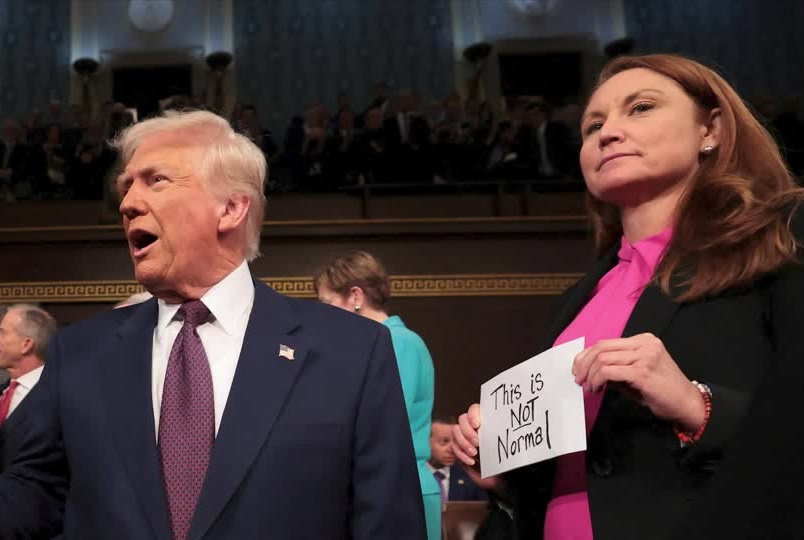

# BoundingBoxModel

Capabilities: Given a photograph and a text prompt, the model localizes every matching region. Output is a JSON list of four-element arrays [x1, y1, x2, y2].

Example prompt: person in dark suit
[[428, 416, 487, 502], [0, 119, 31, 199], [452, 54, 804, 540], [514, 102, 578, 180], [0, 304, 58, 466], [0, 110, 426, 539], [0, 305, 61, 536]]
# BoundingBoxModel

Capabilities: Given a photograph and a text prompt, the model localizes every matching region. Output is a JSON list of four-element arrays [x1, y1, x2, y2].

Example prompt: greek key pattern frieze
[[0, 274, 582, 303]]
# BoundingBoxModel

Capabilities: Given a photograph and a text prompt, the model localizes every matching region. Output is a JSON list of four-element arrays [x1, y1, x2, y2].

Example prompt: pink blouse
[[543, 227, 673, 540]]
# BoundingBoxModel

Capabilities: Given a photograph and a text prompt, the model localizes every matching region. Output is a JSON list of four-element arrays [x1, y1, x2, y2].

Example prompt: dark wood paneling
[[0, 219, 594, 282], [1, 196, 595, 424], [0, 192, 587, 227], [393, 295, 559, 418]]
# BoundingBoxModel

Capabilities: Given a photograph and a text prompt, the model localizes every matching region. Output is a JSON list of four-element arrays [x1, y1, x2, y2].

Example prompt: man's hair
[[113, 109, 267, 261], [432, 415, 457, 425], [7, 304, 57, 360]]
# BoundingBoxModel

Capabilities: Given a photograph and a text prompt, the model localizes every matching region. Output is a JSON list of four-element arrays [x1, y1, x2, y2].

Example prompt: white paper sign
[[479, 337, 586, 478]]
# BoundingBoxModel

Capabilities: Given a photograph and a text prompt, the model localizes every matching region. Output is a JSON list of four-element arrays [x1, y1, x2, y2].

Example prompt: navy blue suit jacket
[[448, 464, 487, 502], [0, 281, 426, 539]]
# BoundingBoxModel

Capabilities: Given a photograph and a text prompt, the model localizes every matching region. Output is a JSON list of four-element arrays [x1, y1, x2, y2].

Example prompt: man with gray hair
[[0, 305, 7, 386], [0, 110, 425, 539], [0, 304, 63, 538], [0, 304, 57, 426]]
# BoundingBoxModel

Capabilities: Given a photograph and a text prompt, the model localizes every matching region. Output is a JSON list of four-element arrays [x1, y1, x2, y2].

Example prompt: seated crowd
[[266, 86, 584, 192], [0, 87, 589, 202], [3, 85, 800, 203]]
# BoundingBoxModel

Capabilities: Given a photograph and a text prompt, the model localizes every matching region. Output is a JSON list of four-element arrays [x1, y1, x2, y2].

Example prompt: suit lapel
[[541, 247, 619, 349], [189, 282, 307, 540], [450, 466, 465, 499], [621, 282, 681, 339], [101, 299, 172, 540]]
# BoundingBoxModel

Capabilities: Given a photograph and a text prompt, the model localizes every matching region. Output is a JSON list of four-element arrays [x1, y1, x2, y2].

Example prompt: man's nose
[[119, 182, 145, 219]]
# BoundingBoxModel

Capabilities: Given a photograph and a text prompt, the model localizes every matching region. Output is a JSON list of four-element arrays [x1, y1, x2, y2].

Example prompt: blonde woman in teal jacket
[[315, 251, 441, 540]]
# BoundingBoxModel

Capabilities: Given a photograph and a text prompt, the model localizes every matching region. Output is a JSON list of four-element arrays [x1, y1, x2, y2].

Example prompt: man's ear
[[19, 337, 34, 357], [218, 194, 251, 234]]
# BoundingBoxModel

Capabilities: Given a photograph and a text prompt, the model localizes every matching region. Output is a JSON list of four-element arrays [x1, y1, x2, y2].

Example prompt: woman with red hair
[[453, 54, 804, 539]]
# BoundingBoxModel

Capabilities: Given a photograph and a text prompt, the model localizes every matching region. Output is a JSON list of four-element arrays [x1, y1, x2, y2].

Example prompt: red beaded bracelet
[[674, 381, 712, 445]]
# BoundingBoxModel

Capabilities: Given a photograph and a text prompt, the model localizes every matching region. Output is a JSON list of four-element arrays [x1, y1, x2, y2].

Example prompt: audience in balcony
[[0, 81, 800, 202]]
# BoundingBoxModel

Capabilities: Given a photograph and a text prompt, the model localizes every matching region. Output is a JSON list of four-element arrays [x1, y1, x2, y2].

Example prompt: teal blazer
[[383, 316, 441, 497]]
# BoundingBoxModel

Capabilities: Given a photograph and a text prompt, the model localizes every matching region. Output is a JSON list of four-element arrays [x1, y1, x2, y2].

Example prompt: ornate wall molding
[[0, 274, 582, 303]]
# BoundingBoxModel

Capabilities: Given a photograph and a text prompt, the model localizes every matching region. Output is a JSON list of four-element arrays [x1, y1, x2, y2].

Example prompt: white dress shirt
[[151, 260, 255, 439], [426, 462, 451, 500], [5, 364, 44, 418]]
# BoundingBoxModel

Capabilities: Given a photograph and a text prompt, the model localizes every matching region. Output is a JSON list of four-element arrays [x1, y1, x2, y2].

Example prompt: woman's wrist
[[674, 381, 712, 444]]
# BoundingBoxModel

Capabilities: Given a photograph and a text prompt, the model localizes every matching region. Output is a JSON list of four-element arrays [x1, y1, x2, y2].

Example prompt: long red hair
[[587, 54, 803, 301]]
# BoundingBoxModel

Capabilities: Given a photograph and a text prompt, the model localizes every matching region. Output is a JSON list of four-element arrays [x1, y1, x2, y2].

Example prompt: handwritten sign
[[479, 337, 586, 478]]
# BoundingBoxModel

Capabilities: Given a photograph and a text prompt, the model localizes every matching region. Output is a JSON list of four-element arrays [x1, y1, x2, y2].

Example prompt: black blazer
[[504, 225, 803, 540], [674, 209, 804, 540]]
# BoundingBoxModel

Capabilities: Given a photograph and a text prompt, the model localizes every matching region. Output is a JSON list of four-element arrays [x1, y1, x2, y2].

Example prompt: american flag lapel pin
[[279, 344, 295, 361]]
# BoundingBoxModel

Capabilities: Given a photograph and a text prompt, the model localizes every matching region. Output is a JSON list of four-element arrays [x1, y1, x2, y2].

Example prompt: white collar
[[14, 364, 44, 391], [426, 462, 451, 479], [156, 260, 254, 335]]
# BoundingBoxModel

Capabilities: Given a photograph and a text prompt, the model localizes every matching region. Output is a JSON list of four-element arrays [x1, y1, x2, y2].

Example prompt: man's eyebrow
[[117, 166, 162, 189]]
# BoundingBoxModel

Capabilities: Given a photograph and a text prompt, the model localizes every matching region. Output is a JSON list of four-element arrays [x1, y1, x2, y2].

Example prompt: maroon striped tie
[[158, 300, 214, 540]]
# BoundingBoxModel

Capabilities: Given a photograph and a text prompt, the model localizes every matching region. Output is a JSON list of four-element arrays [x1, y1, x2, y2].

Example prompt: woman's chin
[[590, 176, 662, 206]]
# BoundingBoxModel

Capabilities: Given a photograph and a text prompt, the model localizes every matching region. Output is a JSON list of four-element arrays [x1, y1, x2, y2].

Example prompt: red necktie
[[0, 380, 19, 427], [158, 301, 214, 540]]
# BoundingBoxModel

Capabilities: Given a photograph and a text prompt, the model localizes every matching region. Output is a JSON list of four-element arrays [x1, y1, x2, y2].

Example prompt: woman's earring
[[354, 305, 361, 312], [701, 145, 715, 155]]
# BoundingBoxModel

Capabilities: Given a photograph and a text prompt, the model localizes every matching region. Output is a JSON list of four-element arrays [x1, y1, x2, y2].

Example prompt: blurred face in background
[[338, 110, 355, 131], [365, 108, 383, 131], [47, 125, 61, 144], [429, 421, 456, 468], [49, 102, 62, 120], [445, 95, 462, 122], [0, 310, 26, 370], [2, 120, 19, 142]]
